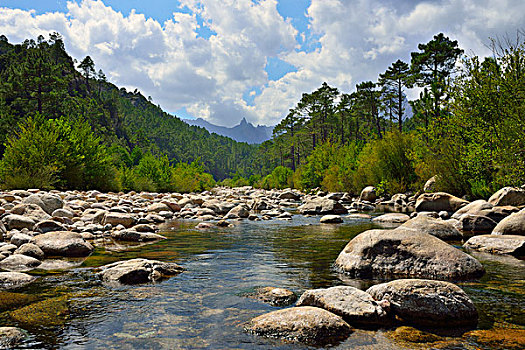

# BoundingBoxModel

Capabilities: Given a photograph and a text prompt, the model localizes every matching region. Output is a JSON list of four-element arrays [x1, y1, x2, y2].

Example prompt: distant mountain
[[184, 117, 274, 144]]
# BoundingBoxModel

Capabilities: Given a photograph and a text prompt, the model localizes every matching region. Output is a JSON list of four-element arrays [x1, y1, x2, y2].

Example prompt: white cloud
[[0, 0, 524, 127]]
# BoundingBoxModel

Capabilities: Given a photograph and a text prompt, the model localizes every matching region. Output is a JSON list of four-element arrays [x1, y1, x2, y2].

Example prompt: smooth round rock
[[98, 258, 184, 284], [464, 235, 525, 257], [366, 279, 478, 327], [0, 254, 41, 272], [0, 272, 35, 289], [492, 210, 525, 236], [400, 216, 462, 241], [296, 286, 390, 326], [245, 306, 352, 346], [34, 231, 94, 257], [320, 215, 343, 224], [334, 228, 484, 280]]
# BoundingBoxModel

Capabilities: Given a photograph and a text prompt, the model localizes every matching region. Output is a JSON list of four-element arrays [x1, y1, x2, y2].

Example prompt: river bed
[[2, 215, 524, 349]]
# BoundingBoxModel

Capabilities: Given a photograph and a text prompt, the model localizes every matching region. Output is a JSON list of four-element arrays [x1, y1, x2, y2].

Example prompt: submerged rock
[[366, 279, 478, 328], [245, 306, 352, 346], [296, 286, 390, 326], [98, 258, 184, 284], [9, 296, 69, 328], [388, 326, 442, 344], [0, 272, 35, 289], [334, 228, 484, 280], [464, 235, 525, 257], [111, 230, 166, 242], [247, 287, 297, 306]]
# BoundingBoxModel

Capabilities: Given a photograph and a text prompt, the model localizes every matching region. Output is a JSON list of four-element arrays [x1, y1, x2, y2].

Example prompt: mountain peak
[[240, 117, 248, 125]]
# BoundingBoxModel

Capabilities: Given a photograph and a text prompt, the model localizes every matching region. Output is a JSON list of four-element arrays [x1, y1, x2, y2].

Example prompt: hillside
[[0, 34, 257, 180], [184, 117, 273, 144]]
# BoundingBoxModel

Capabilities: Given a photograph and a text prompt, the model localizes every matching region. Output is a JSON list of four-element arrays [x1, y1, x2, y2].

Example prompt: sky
[[0, 0, 524, 127]]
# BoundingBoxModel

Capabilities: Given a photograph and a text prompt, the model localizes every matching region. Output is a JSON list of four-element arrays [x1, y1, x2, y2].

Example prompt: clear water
[[2, 216, 524, 349]]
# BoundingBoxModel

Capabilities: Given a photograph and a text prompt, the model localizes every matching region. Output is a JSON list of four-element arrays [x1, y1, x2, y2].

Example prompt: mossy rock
[[0, 292, 38, 312], [9, 296, 69, 328], [465, 328, 525, 349], [389, 326, 442, 344]]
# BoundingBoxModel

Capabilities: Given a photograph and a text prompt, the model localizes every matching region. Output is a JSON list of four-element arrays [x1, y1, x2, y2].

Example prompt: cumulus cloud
[[0, 0, 524, 126]]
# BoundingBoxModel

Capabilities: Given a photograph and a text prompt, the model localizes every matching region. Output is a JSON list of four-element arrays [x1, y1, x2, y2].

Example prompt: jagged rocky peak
[[184, 117, 274, 144]]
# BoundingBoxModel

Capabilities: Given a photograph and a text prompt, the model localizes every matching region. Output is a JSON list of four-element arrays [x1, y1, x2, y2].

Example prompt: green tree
[[378, 59, 413, 131], [78, 55, 95, 91]]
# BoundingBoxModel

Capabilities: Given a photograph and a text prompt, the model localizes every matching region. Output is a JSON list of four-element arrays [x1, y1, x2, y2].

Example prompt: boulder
[[22, 193, 63, 215], [415, 192, 469, 213], [296, 286, 390, 326], [245, 306, 352, 346], [10, 232, 34, 247], [14, 243, 45, 260], [34, 220, 66, 234], [147, 202, 172, 213], [225, 205, 250, 219], [334, 228, 484, 280], [454, 214, 497, 233], [366, 279, 478, 327], [372, 213, 410, 226], [359, 186, 377, 202], [98, 258, 184, 284], [111, 230, 166, 242], [0, 272, 35, 289], [247, 287, 297, 306], [400, 216, 462, 241], [464, 235, 525, 257], [103, 212, 136, 228], [298, 198, 347, 215], [423, 175, 438, 192], [278, 191, 301, 201], [320, 215, 343, 224], [0, 327, 27, 348], [34, 231, 94, 257], [3, 215, 35, 231], [0, 254, 41, 271], [0, 221, 5, 236], [52, 208, 74, 218], [488, 187, 525, 207], [492, 209, 525, 235]]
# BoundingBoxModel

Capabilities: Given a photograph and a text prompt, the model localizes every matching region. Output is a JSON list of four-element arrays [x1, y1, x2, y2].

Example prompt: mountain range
[[184, 117, 273, 144]]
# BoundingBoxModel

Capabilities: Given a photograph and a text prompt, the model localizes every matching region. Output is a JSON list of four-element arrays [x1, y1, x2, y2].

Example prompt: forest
[[0, 31, 524, 197]]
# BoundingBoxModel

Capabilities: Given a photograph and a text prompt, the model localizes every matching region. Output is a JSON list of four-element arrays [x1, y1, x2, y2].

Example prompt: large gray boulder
[[15, 243, 45, 260], [298, 198, 347, 215], [492, 209, 525, 235], [278, 191, 301, 201], [22, 193, 63, 215], [296, 286, 390, 326], [34, 231, 94, 257], [9, 204, 50, 222], [464, 235, 525, 257], [98, 258, 184, 284], [366, 279, 478, 327], [451, 200, 518, 222], [245, 306, 352, 346], [454, 214, 497, 234], [488, 187, 525, 207], [415, 192, 469, 213], [334, 228, 484, 280], [224, 204, 250, 219], [400, 216, 462, 241], [0, 272, 35, 289]]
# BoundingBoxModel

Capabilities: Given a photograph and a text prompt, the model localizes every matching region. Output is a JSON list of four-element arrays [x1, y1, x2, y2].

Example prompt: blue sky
[[1, 0, 523, 126]]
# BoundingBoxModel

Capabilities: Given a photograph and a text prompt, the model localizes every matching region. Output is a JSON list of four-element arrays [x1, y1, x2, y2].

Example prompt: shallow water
[[2, 215, 524, 349]]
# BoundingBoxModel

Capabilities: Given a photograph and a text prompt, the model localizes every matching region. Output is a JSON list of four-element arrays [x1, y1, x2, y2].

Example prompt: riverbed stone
[[33, 231, 94, 257], [399, 216, 462, 241], [98, 258, 184, 284], [111, 230, 166, 242], [10, 232, 34, 247], [415, 192, 469, 213], [14, 243, 45, 260], [52, 208, 74, 219], [359, 186, 377, 202], [278, 191, 300, 200], [0, 327, 28, 348], [334, 227, 484, 280], [245, 306, 353, 346], [147, 202, 171, 213], [248, 287, 297, 306], [34, 220, 66, 234], [488, 187, 525, 207], [296, 286, 390, 326], [454, 214, 497, 233], [103, 212, 136, 228], [464, 235, 525, 256], [320, 215, 343, 223], [492, 209, 525, 235], [299, 198, 347, 215], [0, 254, 41, 271], [0, 272, 35, 289], [372, 213, 410, 226], [9, 296, 69, 328], [366, 279, 478, 328], [3, 215, 35, 231]]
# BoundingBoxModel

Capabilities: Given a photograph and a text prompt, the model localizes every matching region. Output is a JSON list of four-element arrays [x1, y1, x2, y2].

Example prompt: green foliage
[[261, 166, 293, 189]]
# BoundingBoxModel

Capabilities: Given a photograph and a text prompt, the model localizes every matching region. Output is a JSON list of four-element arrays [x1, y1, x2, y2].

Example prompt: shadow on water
[[0, 215, 523, 349]]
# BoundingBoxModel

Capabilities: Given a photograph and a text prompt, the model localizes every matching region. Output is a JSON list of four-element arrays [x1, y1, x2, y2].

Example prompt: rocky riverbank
[[0, 185, 524, 347]]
